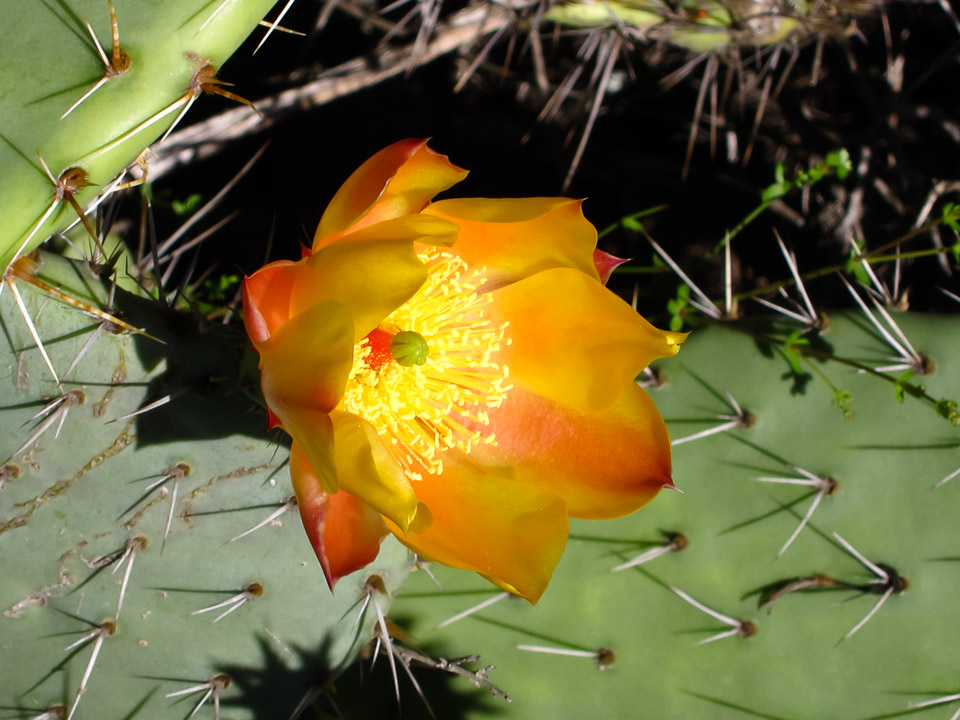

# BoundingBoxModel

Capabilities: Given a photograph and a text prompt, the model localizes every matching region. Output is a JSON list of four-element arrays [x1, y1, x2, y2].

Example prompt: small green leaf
[[172, 193, 203, 216], [942, 203, 960, 238], [833, 389, 855, 419], [893, 371, 914, 404], [826, 149, 852, 180], [783, 346, 804, 376], [786, 330, 809, 348], [935, 398, 960, 426]]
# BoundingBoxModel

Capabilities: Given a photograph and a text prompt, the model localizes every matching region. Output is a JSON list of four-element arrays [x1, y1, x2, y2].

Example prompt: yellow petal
[[329, 411, 419, 532], [291, 215, 460, 342], [258, 300, 355, 491], [285, 408, 337, 492], [315, 139, 468, 250], [423, 197, 600, 289], [491, 267, 686, 413], [291, 238, 425, 343], [319, 212, 460, 249], [384, 455, 569, 603]]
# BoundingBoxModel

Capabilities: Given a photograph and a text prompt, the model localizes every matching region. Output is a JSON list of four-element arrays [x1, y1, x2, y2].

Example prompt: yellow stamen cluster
[[340, 250, 512, 481]]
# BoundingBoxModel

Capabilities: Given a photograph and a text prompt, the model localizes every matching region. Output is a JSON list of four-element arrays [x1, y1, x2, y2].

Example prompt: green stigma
[[390, 331, 429, 366]]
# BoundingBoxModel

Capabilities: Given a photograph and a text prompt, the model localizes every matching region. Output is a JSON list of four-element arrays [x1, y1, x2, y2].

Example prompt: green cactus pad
[[545, 0, 825, 52], [0, 0, 277, 270]]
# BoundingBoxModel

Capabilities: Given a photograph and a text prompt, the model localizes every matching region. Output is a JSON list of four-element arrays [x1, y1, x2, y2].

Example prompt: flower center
[[339, 250, 512, 481]]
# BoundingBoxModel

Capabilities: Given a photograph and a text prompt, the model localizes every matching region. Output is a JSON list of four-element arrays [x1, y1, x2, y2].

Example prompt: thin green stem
[[733, 217, 950, 303], [598, 204, 668, 240]]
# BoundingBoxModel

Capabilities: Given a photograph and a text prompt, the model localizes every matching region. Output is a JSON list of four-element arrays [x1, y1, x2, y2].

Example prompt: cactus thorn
[[516, 644, 615, 670], [64, 619, 116, 720], [39, 159, 104, 257], [29, 705, 66, 720], [412, 555, 442, 587], [190, 583, 264, 623], [836, 586, 896, 646], [831, 532, 907, 644], [908, 692, 960, 718], [113, 536, 148, 618], [756, 468, 837, 558], [636, 366, 666, 389], [165, 673, 230, 720], [831, 532, 890, 583], [158, 59, 258, 147], [254, 0, 299, 53], [227, 495, 296, 543], [197, 0, 233, 33], [842, 276, 926, 374], [754, 230, 822, 330], [4, 271, 62, 387], [8, 254, 163, 345], [939, 287, 960, 305], [158, 464, 189, 551], [4, 390, 85, 464], [935, 465, 960, 488], [668, 584, 756, 644], [288, 680, 341, 720], [84, 93, 189, 161], [648, 235, 722, 320], [672, 391, 752, 445], [437, 591, 510, 628], [62, 0, 131, 119], [374, 623, 437, 718], [2, 158, 102, 281], [365, 576, 402, 709], [109, 392, 176, 423], [611, 533, 688, 572]]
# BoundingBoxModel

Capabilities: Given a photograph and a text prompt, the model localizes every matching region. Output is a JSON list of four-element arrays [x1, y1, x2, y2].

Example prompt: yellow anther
[[339, 251, 511, 481]]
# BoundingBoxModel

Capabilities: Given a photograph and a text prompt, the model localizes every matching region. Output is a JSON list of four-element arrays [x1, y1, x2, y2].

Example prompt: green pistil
[[390, 331, 429, 366]]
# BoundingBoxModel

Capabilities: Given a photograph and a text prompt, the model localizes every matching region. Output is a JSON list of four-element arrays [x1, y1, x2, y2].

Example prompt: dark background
[[148, 1, 960, 324]]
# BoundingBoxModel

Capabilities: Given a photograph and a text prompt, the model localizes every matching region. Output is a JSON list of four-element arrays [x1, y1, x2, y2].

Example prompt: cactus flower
[[242, 139, 685, 602]]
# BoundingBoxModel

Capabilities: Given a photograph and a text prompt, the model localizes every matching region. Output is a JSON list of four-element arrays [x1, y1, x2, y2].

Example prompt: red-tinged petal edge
[[290, 444, 388, 589], [594, 249, 630, 285], [242, 260, 300, 346], [266, 407, 282, 431]]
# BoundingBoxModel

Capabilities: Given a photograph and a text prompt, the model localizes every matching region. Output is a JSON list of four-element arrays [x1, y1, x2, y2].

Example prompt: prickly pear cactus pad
[[0, 253, 412, 719], [384, 313, 960, 719], [543, 0, 856, 52], [0, 0, 277, 269]]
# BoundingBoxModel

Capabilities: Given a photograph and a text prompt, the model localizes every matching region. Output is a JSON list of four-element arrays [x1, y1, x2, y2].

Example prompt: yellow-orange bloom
[[242, 139, 685, 602]]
